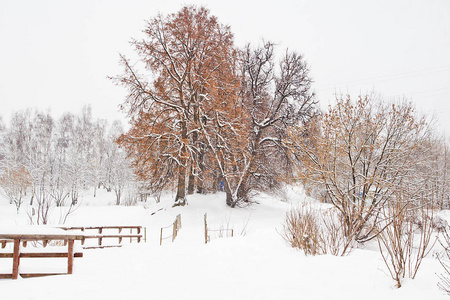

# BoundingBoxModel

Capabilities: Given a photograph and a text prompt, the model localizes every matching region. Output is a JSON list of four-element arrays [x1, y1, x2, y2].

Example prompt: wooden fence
[[60, 226, 146, 249], [204, 213, 233, 244], [160, 214, 182, 245]]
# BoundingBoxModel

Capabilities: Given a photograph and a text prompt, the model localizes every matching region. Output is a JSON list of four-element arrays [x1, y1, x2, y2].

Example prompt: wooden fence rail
[[59, 226, 146, 249]]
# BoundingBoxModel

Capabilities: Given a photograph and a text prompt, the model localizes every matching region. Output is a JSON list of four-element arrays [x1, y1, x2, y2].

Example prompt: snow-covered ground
[[0, 187, 448, 299]]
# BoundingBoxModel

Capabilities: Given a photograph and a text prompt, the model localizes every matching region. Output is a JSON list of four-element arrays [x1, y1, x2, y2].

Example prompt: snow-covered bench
[[0, 226, 84, 279]]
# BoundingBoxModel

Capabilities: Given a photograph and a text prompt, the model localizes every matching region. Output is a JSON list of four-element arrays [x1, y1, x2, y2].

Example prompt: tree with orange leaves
[[0, 166, 32, 213], [113, 6, 238, 206]]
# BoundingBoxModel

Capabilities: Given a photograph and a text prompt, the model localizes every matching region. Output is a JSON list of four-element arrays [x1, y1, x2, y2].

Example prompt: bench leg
[[12, 239, 20, 279], [67, 240, 74, 274]]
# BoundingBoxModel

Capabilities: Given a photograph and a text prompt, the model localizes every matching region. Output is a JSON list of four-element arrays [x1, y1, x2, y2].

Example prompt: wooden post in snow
[[12, 239, 20, 279], [172, 220, 176, 242], [137, 227, 141, 243], [130, 228, 132, 243], [98, 228, 103, 246], [204, 213, 208, 244], [67, 240, 74, 274]]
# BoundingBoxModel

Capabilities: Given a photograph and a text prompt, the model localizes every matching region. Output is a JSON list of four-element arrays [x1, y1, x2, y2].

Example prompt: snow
[[0, 187, 448, 299], [0, 226, 83, 237]]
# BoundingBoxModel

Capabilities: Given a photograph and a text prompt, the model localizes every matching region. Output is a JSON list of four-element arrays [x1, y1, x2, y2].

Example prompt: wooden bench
[[0, 228, 84, 279]]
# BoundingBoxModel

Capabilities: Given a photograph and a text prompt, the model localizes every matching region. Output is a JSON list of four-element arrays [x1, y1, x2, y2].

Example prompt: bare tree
[[200, 42, 316, 207], [293, 95, 432, 244]]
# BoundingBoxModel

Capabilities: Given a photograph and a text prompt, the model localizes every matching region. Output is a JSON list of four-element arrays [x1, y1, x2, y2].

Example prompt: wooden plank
[[82, 245, 122, 249], [0, 274, 12, 279], [20, 273, 67, 278], [61, 226, 142, 230], [82, 234, 143, 239], [0, 252, 83, 258], [20, 252, 83, 258], [12, 239, 20, 280], [0, 234, 84, 241]]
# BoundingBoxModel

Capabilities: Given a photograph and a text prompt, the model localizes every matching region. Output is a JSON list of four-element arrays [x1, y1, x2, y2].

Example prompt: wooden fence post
[[98, 228, 103, 246], [144, 227, 147, 243], [204, 213, 208, 244], [177, 214, 182, 229], [172, 220, 176, 242], [12, 239, 20, 279], [137, 227, 141, 243], [67, 240, 74, 274], [160, 228, 163, 246], [118, 228, 122, 244]]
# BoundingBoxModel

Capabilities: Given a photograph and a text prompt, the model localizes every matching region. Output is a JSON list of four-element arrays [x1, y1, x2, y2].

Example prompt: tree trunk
[[174, 164, 187, 206], [196, 148, 206, 194], [235, 127, 262, 203], [187, 164, 195, 195], [188, 104, 200, 195], [236, 171, 251, 202], [224, 180, 235, 208], [174, 120, 188, 207]]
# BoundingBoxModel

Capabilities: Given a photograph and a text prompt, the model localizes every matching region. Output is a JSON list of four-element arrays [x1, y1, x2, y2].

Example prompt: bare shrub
[[123, 189, 138, 206], [282, 203, 352, 256], [282, 204, 323, 255], [437, 225, 450, 295], [376, 196, 438, 288], [321, 208, 353, 256], [27, 184, 78, 225]]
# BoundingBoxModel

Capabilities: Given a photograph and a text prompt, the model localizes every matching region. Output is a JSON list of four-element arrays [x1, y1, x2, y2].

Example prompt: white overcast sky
[[1, 0, 449, 132]]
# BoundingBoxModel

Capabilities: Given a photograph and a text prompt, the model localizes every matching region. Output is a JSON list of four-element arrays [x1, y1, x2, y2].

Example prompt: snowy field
[[0, 187, 448, 300]]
